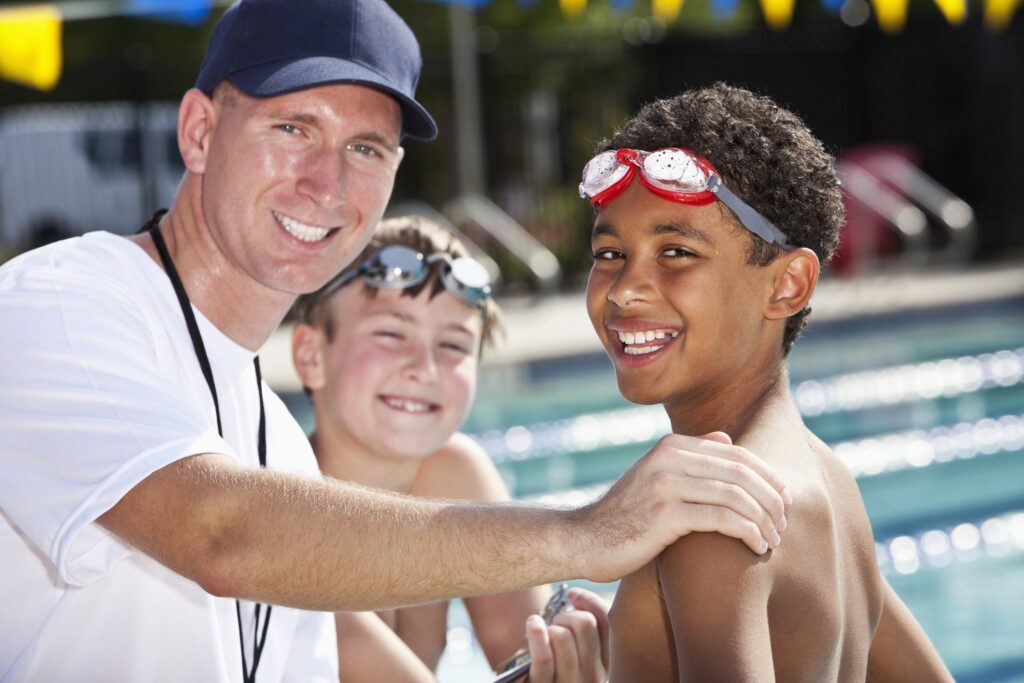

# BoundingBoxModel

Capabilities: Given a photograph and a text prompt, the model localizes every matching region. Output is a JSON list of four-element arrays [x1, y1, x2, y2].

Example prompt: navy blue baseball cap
[[195, 0, 437, 141]]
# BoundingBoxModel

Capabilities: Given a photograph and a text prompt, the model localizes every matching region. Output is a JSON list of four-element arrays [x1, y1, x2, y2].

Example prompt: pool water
[[444, 295, 1024, 681], [284, 293, 1024, 681]]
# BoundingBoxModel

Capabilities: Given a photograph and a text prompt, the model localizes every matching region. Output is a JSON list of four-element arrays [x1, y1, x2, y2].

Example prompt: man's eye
[[592, 249, 622, 261], [374, 330, 403, 341], [275, 124, 301, 135], [662, 247, 696, 258], [349, 142, 383, 158]]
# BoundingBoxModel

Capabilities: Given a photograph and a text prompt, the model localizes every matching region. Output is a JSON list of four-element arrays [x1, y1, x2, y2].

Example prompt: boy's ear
[[291, 323, 328, 393], [765, 247, 820, 321], [178, 88, 218, 174]]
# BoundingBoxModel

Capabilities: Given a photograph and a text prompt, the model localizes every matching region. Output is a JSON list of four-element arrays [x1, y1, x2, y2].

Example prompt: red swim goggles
[[579, 147, 793, 250]]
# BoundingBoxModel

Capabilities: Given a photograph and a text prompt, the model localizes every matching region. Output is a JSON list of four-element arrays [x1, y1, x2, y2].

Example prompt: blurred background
[[2, 0, 1023, 680]]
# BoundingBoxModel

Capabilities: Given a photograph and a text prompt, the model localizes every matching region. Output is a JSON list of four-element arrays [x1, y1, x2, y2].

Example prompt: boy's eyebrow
[[591, 221, 714, 246], [652, 222, 715, 246], [443, 322, 476, 338], [367, 310, 476, 337]]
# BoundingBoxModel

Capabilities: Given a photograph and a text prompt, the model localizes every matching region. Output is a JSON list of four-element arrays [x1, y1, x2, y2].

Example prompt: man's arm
[[99, 432, 789, 612], [867, 580, 954, 682]]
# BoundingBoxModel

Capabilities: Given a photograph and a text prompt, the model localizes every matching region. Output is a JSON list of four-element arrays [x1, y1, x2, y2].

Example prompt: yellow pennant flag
[[984, 0, 1021, 29], [869, 0, 910, 32], [652, 0, 686, 22], [559, 0, 587, 18], [0, 5, 62, 91], [933, 0, 967, 23], [759, 0, 798, 28]]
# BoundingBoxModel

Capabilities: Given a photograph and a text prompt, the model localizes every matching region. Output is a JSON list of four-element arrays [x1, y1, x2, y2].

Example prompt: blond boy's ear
[[764, 247, 820, 321], [177, 88, 218, 174], [291, 323, 328, 393]]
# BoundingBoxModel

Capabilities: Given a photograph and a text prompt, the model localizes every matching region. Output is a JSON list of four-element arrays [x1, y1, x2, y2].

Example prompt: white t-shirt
[[0, 232, 337, 682]]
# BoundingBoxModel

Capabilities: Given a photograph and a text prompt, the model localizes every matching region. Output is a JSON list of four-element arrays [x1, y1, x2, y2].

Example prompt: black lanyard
[[145, 211, 272, 683]]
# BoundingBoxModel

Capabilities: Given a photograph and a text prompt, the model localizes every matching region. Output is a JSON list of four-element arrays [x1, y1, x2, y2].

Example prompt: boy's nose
[[606, 263, 652, 308], [402, 344, 439, 384]]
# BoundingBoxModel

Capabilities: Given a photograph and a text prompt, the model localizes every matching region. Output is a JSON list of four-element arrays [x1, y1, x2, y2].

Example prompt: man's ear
[[765, 247, 819, 321], [178, 88, 218, 174], [291, 323, 328, 393]]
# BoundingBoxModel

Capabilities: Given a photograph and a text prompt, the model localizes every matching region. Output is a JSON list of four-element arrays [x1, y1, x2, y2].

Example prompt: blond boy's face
[[585, 178, 777, 409], [312, 285, 482, 461]]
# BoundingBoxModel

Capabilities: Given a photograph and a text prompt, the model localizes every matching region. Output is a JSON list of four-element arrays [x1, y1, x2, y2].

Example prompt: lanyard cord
[[146, 212, 272, 683]]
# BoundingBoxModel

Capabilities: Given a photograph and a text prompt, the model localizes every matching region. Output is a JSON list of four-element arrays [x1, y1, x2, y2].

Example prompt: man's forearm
[[101, 454, 578, 612]]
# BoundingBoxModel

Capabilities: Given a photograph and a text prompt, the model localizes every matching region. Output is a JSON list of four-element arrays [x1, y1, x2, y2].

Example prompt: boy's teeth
[[624, 344, 666, 355], [274, 211, 330, 242], [617, 329, 678, 345], [383, 396, 433, 413]]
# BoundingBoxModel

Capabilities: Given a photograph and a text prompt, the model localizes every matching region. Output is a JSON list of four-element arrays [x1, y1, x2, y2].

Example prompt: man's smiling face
[[197, 82, 404, 298]]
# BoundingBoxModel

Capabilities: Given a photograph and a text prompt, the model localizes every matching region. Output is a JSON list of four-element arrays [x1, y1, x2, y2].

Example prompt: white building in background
[[0, 102, 182, 248]]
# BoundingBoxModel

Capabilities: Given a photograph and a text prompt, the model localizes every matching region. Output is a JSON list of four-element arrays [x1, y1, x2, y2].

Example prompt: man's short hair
[[294, 216, 504, 352], [598, 83, 844, 353]]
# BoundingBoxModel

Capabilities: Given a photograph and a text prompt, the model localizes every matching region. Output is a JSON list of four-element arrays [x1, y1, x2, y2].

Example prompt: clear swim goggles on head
[[316, 245, 493, 308], [578, 147, 794, 250]]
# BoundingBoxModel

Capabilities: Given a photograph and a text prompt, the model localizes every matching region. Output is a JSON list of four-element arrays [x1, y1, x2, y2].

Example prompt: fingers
[[697, 434, 793, 507], [665, 473, 781, 551], [525, 595, 607, 683], [680, 502, 776, 554], [524, 615, 554, 682], [566, 588, 610, 672], [663, 434, 790, 527], [699, 430, 733, 445]]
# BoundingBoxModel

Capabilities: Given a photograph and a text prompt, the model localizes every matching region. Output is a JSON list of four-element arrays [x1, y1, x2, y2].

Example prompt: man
[[0, 0, 790, 680]]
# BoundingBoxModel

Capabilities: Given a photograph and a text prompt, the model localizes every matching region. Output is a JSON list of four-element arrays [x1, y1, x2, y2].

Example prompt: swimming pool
[[451, 294, 1024, 681], [284, 289, 1024, 680]]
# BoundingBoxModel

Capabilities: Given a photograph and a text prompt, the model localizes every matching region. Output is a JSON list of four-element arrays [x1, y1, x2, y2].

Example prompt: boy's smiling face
[[303, 284, 482, 463], [586, 177, 783, 409]]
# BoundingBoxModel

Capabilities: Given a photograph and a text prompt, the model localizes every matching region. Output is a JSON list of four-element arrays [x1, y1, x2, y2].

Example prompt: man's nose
[[296, 148, 347, 210]]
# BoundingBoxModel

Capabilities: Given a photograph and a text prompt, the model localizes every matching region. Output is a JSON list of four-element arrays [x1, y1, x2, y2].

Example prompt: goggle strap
[[709, 176, 793, 250]]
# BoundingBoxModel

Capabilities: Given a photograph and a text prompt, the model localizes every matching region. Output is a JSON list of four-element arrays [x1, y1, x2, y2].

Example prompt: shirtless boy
[[580, 84, 953, 681], [292, 216, 598, 681]]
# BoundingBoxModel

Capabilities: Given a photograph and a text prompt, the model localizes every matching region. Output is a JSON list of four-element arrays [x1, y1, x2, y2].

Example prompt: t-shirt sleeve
[[0, 251, 233, 587]]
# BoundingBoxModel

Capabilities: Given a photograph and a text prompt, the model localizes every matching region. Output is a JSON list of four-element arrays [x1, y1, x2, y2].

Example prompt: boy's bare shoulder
[[409, 433, 510, 502]]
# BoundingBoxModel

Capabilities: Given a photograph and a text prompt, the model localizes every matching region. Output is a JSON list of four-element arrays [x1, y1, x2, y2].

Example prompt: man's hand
[[525, 588, 609, 683], [573, 432, 791, 583]]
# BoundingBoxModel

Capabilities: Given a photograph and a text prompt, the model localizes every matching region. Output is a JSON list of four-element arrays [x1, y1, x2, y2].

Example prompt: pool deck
[[259, 260, 1024, 393]]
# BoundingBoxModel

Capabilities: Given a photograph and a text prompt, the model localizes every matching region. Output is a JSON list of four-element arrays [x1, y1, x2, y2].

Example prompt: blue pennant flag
[[420, 0, 493, 7], [611, 0, 635, 9], [128, 0, 212, 24], [819, 0, 845, 13], [711, 0, 739, 16]]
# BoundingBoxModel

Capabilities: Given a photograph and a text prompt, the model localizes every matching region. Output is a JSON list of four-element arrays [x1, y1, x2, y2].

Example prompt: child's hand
[[524, 587, 609, 683]]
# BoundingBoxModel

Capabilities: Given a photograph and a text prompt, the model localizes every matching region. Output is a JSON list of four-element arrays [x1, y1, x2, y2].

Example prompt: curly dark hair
[[597, 83, 844, 353]]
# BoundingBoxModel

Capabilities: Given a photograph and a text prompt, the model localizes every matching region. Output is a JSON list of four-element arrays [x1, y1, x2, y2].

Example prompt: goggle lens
[[580, 150, 630, 198], [326, 245, 492, 308], [641, 149, 708, 192]]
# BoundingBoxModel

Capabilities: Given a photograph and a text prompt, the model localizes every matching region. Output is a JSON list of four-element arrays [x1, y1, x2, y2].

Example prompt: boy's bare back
[[609, 406, 884, 682]]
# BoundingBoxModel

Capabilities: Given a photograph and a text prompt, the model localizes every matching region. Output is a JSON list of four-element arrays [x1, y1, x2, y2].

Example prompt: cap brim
[[228, 57, 437, 141]]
